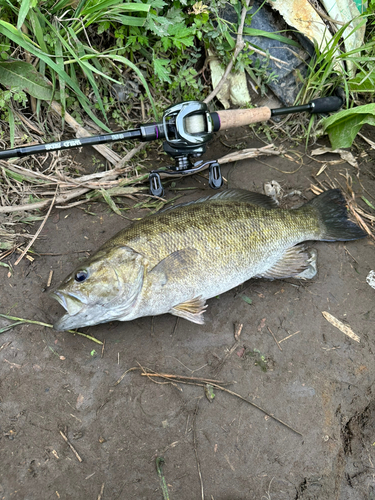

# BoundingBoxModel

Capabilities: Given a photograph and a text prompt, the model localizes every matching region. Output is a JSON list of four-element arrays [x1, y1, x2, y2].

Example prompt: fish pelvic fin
[[170, 296, 207, 325], [256, 245, 317, 280], [306, 189, 367, 241]]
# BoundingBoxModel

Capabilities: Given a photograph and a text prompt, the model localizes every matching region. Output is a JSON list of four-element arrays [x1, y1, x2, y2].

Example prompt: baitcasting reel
[[148, 101, 223, 197]]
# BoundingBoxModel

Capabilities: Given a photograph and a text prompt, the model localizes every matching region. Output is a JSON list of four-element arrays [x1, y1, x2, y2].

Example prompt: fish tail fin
[[306, 189, 367, 241]]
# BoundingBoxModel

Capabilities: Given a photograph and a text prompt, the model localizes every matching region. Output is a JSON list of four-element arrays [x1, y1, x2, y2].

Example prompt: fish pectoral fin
[[149, 248, 199, 284], [256, 245, 318, 280], [170, 296, 207, 325]]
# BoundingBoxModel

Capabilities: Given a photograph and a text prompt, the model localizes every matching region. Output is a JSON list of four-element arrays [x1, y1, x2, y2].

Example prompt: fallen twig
[[213, 341, 240, 376], [234, 322, 243, 341], [193, 398, 204, 500], [0, 341, 12, 352], [47, 270, 53, 288], [141, 372, 228, 385], [15, 188, 57, 266], [279, 331, 301, 344], [97, 483, 105, 500], [0, 186, 90, 213], [59, 430, 83, 463], [204, 0, 251, 104], [138, 367, 302, 436], [267, 326, 282, 351]]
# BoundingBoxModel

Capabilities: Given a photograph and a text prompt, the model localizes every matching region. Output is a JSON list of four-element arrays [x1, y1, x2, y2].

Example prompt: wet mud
[[0, 129, 374, 499]]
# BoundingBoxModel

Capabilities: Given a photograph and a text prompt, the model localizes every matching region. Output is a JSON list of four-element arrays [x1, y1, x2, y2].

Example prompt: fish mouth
[[51, 291, 89, 331], [51, 291, 85, 316]]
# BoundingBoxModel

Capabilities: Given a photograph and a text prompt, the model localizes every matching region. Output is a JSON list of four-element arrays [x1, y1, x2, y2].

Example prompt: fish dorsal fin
[[205, 189, 278, 208], [255, 245, 317, 280], [170, 296, 207, 324], [158, 189, 277, 213]]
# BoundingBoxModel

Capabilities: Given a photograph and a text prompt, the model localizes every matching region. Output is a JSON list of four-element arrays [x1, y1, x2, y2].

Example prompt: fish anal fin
[[170, 296, 207, 325], [257, 245, 318, 280]]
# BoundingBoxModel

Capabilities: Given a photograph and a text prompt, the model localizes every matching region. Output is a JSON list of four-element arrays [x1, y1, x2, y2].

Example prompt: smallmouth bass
[[52, 189, 366, 331]]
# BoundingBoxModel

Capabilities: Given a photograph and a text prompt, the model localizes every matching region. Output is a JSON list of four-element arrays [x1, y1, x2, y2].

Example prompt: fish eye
[[74, 270, 88, 283]]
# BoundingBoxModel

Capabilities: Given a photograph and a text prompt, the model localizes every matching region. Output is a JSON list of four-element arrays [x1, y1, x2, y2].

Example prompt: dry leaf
[[76, 394, 85, 409], [322, 311, 360, 343], [257, 318, 266, 331], [311, 147, 358, 168]]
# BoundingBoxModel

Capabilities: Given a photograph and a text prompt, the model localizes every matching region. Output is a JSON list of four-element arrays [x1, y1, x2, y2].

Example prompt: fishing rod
[[0, 96, 342, 196]]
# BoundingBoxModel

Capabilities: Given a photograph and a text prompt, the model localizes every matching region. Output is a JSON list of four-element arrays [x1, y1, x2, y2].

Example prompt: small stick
[[210, 383, 301, 436], [217, 145, 281, 164], [193, 398, 204, 500], [267, 326, 282, 351], [4, 359, 21, 368], [343, 246, 359, 264], [15, 248, 34, 262], [140, 99, 146, 122], [0, 187, 90, 214], [113, 366, 139, 386], [0, 341, 12, 352], [47, 270, 53, 288], [101, 339, 105, 358], [279, 331, 301, 344], [234, 322, 243, 341], [0, 245, 22, 261], [172, 317, 179, 335], [213, 341, 240, 376], [97, 483, 105, 500], [140, 368, 302, 436], [59, 430, 83, 462], [15, 189, 57, 265], [141, 372, 227, 385], [204, 0, 251, 104]]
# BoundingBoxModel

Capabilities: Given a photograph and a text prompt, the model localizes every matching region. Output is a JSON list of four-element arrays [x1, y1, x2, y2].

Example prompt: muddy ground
[[0, 126, 374, 500]]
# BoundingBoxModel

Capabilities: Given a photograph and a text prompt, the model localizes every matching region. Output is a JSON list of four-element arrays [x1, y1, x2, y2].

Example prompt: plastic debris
[[366, 270, 375, 290]]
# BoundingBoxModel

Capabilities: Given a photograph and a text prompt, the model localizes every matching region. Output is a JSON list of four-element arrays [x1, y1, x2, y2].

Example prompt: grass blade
[[17, 0, 31, 30], [243, 27, 300, 47], [0, 20, 112, 132], [80, 0, 150, 16], [0, 313, 103, 345], [55, 35, 66, 128], [100, 189, 121, 215]]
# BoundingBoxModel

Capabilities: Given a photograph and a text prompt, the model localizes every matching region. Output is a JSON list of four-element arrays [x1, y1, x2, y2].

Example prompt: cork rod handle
[[216, 107, 271, 129]]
